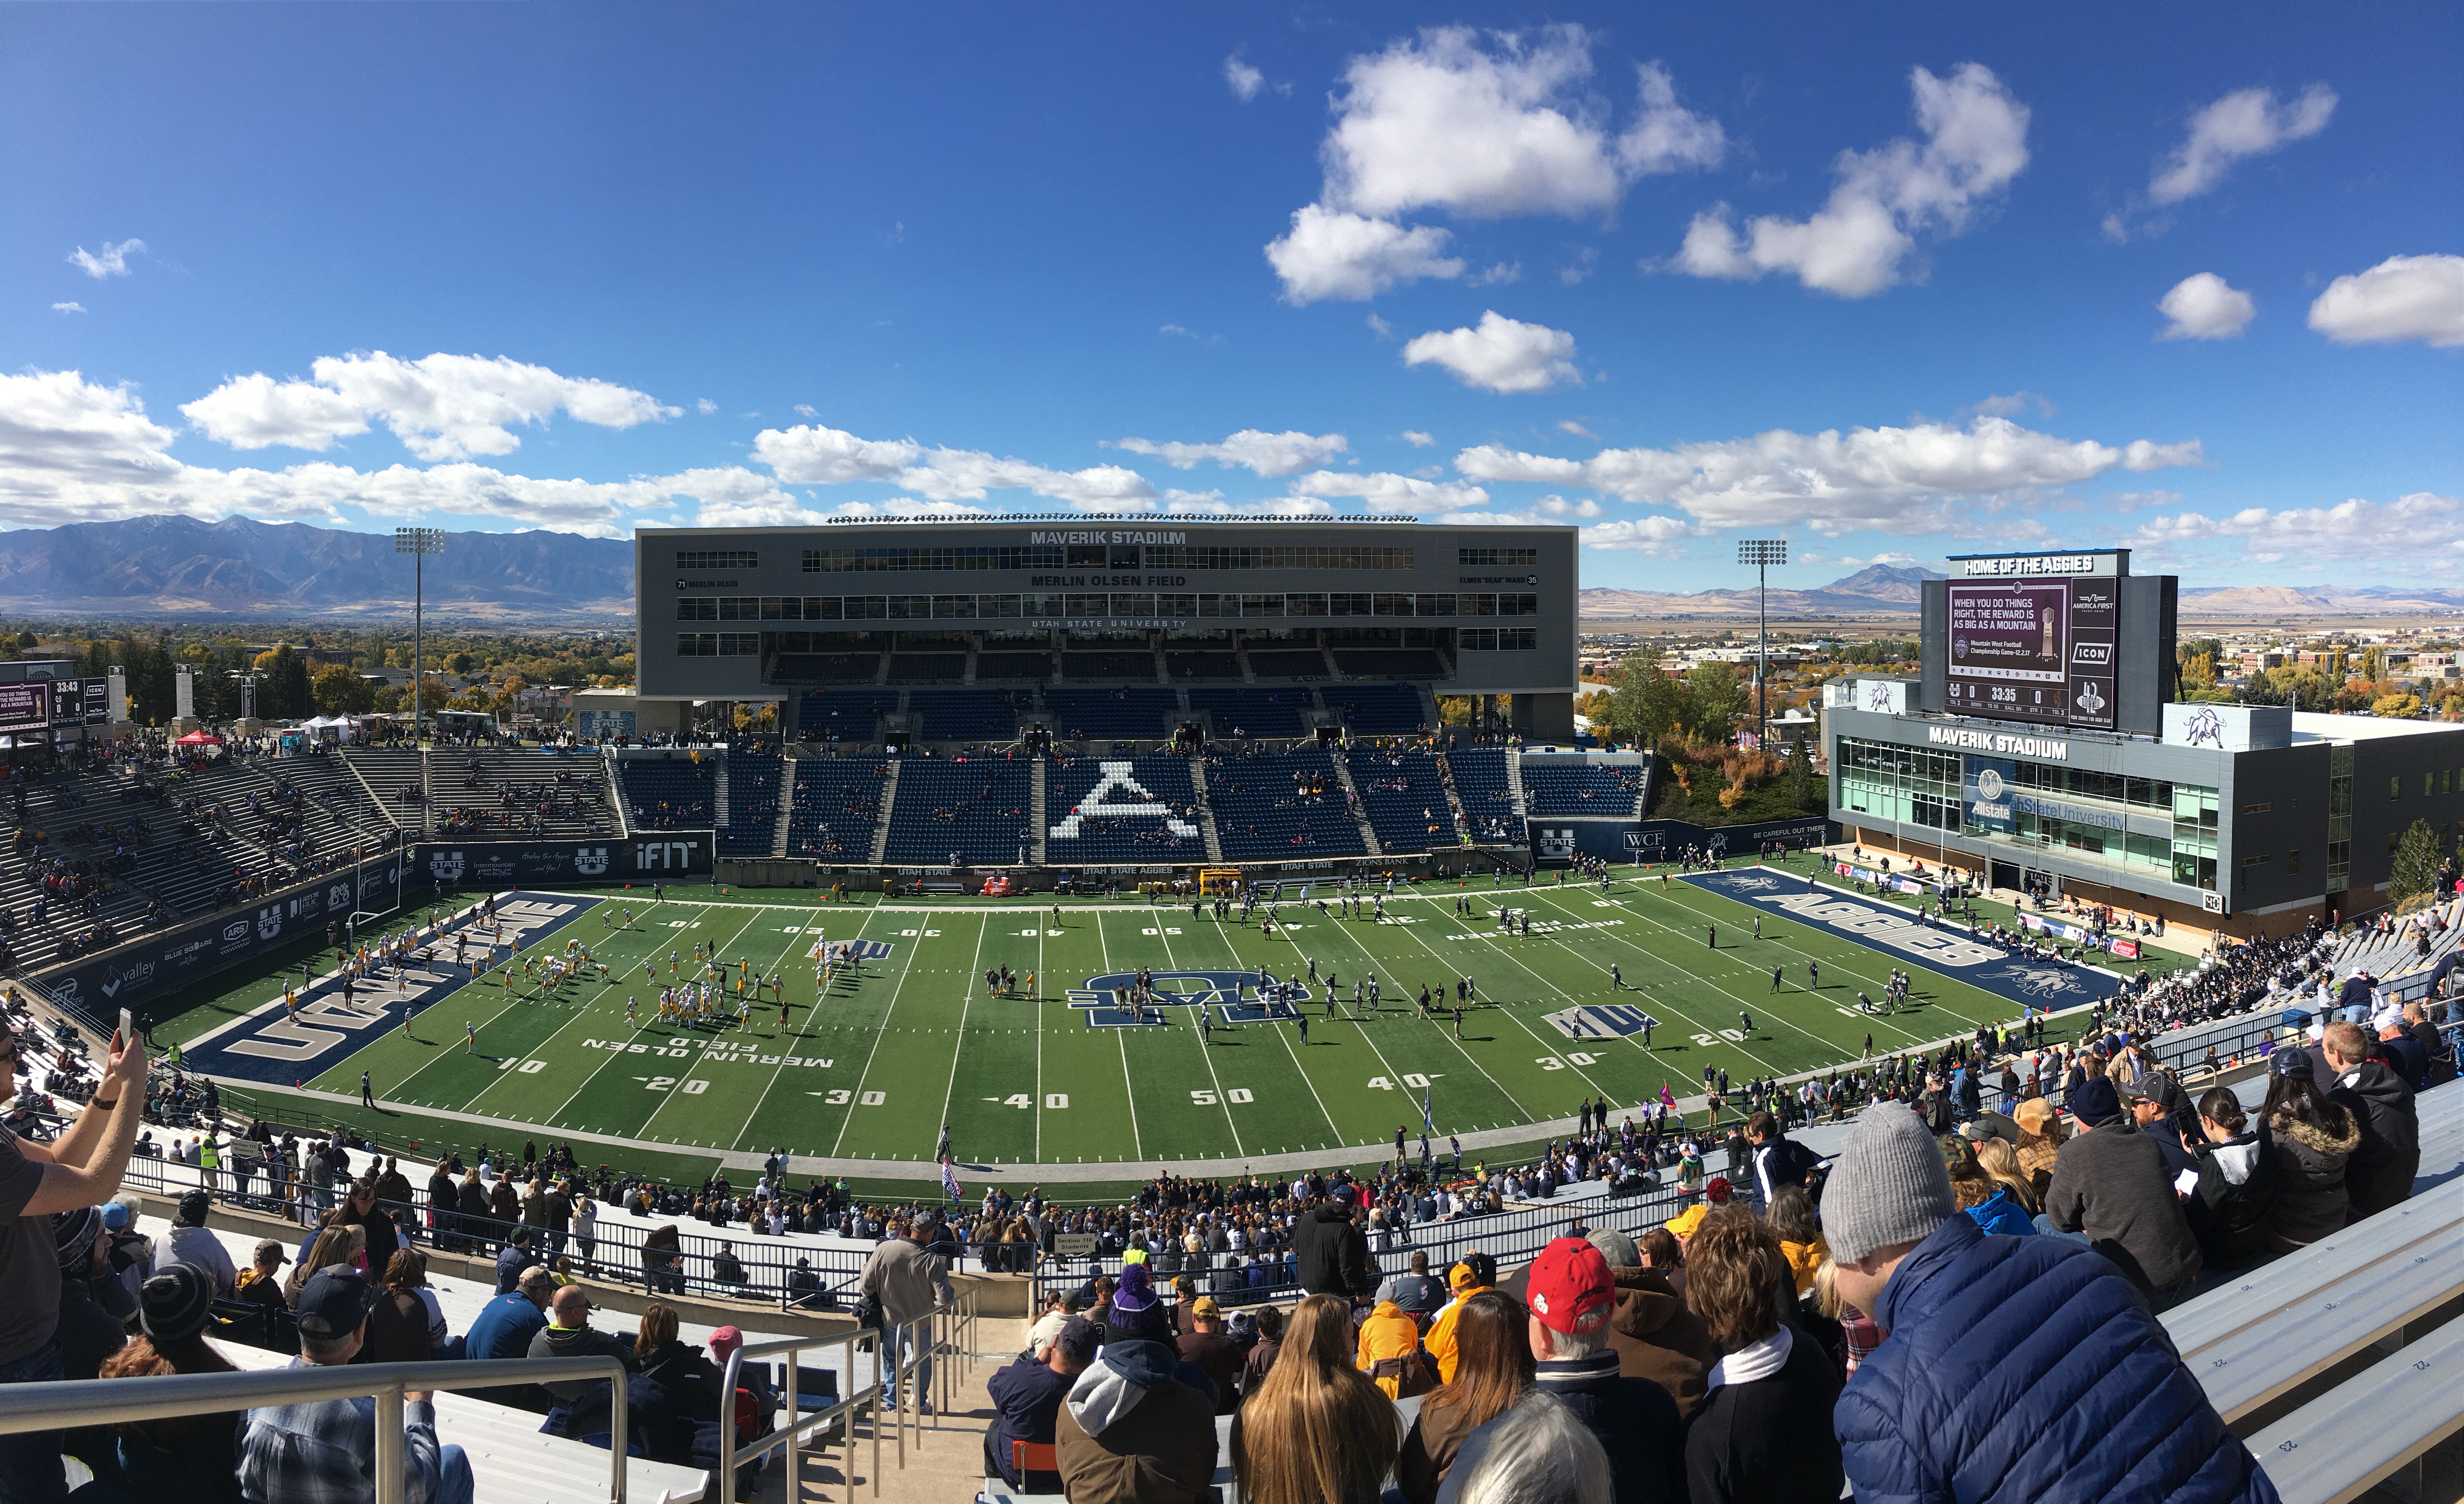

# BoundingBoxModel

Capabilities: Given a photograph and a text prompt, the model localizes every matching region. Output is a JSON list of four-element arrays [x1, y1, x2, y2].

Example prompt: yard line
[[825, 913, 933, 1159], [1625, 882, 1943, 1048], [634, 913, 816, 1143], [533, 903, 761, 1124], [1297, 900, 1535, 1122], [1033, 917, 1045, 1164], [1093, 910, 1145, 1163], [727, 901, 878, 1152], [935, 912, 995, 1141], [1147, 916, 1247, 1155]]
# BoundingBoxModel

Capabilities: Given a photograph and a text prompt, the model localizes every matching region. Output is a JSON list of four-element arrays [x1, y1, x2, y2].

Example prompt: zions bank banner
[[412, 834, 712, 888], [1529, 816, 1837, 865], [43, 860, 405, 1020]]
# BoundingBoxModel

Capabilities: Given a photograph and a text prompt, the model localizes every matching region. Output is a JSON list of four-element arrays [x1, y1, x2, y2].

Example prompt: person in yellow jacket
[[1422, 1251, 1497, 1384], [1355, 1298, 1428, 1398]]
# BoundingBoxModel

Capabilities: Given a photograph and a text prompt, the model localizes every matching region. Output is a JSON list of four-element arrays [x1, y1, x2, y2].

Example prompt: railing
[[711, 1290, 977, 1504], [0, 1357, 628, 1504]]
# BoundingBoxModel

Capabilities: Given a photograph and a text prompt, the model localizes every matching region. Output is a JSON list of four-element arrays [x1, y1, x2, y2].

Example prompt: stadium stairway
[[867, 763, 899, 864], [1505, 749, 1529, 814], [770, 759, 797, 858], [1189, 760, 1224, 862], [1325, 754, 1383, 858], [1028, 760, 1047, 865]]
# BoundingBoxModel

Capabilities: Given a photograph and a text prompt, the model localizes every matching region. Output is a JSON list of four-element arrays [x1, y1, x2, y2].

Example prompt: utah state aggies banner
[[415, 833, 713, 888], [1529, 815, 1836, 866], [44, 858, 405, 1020]]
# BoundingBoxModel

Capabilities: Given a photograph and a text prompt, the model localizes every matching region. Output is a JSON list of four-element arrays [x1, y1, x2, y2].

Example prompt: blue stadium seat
[[881, 757, 1034, 865], [1246, 648, 1328, 678], [618, 757, 717, 830], [909, 690, 1025, 742], [1044, 755, 1206, 864], [1343, 749, 1458, 854], [1520, 760, 1644, 817], [1187, 689, 1311, 739], [1060, 651, 1156, 681], [788, 755, 889, 860], [1205, 748, 1367, 860], [1043, 687, 1179, 741], [1331, 649, 1446, 677], [1326, 684, 1428, 735], [718, 748, 783, 855], [1446, 749, 1522, 842], [973, 650, 1052, 681], [795, 689, 898, 742]]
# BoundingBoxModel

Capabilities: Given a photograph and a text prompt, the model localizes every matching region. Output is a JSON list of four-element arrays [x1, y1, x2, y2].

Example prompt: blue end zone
[[179, 891, 601, 1085], [1677, 868, 2118, 1013]]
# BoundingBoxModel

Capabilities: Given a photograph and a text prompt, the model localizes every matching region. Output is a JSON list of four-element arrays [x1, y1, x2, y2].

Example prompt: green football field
[[156, 855, 2126, 1174]]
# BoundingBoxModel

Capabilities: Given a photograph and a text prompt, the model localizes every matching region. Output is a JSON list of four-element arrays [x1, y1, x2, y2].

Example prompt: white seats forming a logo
[[1048, 761, 1198, 839]]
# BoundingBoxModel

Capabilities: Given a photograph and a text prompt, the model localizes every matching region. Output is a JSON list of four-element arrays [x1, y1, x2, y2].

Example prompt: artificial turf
[[155, 850, 2130, 1183]]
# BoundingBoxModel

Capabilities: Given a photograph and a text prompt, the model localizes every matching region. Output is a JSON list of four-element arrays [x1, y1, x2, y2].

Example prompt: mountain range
[[0, 516, 2457, 624], [0, 516, 636, 621]]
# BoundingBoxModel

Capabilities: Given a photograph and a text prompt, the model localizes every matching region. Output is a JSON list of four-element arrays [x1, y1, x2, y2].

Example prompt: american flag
[[941, 1159, 962, 1205]]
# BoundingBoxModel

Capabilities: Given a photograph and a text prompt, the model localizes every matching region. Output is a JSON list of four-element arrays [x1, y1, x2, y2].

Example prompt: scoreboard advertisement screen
[[1944, 577, 2118, 728], [0, 682, 50, 735]]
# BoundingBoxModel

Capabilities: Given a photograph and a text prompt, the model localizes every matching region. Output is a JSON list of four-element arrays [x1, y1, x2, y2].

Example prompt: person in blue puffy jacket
[[1824, 1104, 2278, 1504]]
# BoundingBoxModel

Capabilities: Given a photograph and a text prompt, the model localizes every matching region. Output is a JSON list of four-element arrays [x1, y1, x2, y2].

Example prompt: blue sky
[[5, 3, 2459, 591]]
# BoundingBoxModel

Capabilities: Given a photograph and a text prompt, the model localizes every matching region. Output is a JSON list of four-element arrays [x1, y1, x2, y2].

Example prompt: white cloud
[[2157, 272, 2257, 339], [2109, 489, 2182, 513], [2130, 493, 2463, 566], [1963, 390, 2054, 419], [1267, 30, 1721, 302], [1559, 246, 1600, 285], [182, 351, 679, 460], [1455, 414, 2201, 536], [1224, 54, 1264, 102], [1575, 516, 1708, 555], [68, 238, 146, 279], [794, 403, 819, 417], [1466, 261, 1523, 286], [696, 398, 718, 415], [1321, 25, 1620, 221], [0, 367, 754, 536], [1668, 63, 2028, 298], [50, 302, 86, 315], [753, 424, 924, 484], [1286, 468, 1490, 513], [1402, 311, 1581, 394], [1401, 430, 1435, 447], [1558, 420, 1597, 439], [1264, 205, 1463, 304], [1617, 62, 1727, 176], [2149, 83, 2335, 206], [1111, 429, 1349, 477], [2306, 254, 2464, 348]]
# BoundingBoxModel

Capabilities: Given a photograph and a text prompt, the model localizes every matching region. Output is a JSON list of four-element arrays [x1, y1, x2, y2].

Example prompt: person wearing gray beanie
[[1824, 1104, 1956, 1267]]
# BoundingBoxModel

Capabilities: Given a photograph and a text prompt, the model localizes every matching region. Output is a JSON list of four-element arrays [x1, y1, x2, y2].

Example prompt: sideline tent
[[174, 730, 224, 746]]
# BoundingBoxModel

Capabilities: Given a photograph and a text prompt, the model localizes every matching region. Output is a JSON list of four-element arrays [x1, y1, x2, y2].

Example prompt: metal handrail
[[0, 1356, 628, 1504]]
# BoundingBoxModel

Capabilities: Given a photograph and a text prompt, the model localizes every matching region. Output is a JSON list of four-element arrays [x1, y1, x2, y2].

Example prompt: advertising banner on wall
[[415, 835, 712, 890], [1530, 816, 1836, 865], [42, 859, 405, 1021], [1963, 755, 2018, 833]]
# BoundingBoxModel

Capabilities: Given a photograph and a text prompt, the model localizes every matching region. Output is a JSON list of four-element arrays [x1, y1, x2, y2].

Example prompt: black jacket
[[1293, 1204, 1373, 1298], [1681, 1331, 1844, 1504], [2333, 1061, 2419, 1219], [2042, 1119, 2203, 1294], [1536, 1350, 1686, 1504], [2187, 1130, 2276, 1272]]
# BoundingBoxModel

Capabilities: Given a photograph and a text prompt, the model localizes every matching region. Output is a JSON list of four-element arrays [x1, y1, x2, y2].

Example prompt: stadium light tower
[[395, 527, 444, 830], [1737, 539, 1787, 749]]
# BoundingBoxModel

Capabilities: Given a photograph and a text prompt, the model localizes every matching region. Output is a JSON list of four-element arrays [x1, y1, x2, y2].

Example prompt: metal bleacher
[[2166, 1076, 2464, 1503]]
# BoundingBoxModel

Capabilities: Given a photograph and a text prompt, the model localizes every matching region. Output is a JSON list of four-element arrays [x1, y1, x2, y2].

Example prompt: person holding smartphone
[[1, 1013, 151, 1504]]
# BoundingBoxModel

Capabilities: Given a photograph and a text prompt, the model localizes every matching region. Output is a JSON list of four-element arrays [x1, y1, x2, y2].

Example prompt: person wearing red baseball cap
[[1440, 1237, 1685, 1504]]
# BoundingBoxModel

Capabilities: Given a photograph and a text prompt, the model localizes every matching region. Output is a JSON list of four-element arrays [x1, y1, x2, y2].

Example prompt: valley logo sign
[[1066, 969, 1306, 1029]]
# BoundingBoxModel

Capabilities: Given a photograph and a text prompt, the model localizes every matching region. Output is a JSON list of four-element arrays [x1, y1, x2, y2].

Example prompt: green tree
[[255, 644, 313, 720], [1680, 662, 1749, 745], [311, 662, 377, 715], [2390, 818, 2444, 905], [1590, 661, 1685, 749]]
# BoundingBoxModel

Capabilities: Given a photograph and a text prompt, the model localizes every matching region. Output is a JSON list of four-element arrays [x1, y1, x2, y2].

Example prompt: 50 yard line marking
[[1149, 914, 1247, 1155], [1206, 910, 1426, 1150]]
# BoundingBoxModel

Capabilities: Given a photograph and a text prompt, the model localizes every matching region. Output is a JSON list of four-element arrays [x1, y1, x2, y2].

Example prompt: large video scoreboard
[[1922, 550, 2174, 738]]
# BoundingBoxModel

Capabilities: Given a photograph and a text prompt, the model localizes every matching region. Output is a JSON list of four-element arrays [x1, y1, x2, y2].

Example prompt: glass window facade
[[1834, 736, 2215, 890]]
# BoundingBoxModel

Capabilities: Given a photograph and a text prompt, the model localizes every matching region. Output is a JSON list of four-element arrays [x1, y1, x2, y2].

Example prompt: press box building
[[1822, 549, 2464, 938]]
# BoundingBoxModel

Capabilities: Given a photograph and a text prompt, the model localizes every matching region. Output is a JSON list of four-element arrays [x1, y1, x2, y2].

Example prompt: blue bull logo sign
[[1066, 969, 1307, 1028]]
